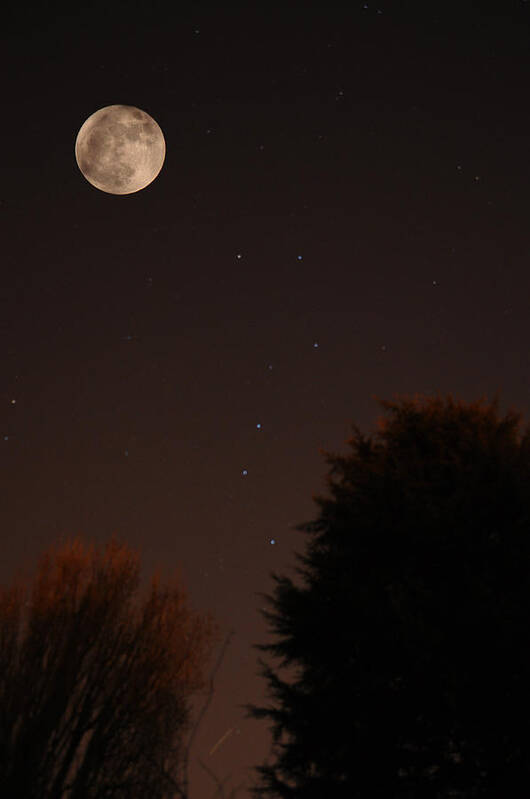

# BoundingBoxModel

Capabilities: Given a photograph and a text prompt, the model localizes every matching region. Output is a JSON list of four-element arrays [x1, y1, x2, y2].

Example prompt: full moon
[[75, 105, 165, 195]]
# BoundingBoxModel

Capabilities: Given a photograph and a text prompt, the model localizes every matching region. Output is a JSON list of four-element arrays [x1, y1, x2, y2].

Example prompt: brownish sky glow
[[2, 2, 530, 796]]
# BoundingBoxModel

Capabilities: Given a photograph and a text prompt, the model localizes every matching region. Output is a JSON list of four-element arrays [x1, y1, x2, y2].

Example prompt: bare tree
[[0, 534, 220, 798]]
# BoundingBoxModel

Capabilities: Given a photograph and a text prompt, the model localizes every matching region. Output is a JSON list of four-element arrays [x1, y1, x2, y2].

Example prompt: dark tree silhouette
[[0, 535, 221, 798], [242, 392, 530, 798]]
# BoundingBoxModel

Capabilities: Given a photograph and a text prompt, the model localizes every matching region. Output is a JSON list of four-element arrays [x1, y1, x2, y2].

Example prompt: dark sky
[[2, 2, 530, 796]]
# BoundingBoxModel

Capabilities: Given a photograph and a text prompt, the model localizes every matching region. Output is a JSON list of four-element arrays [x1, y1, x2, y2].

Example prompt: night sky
[[2, 2, 530, 796]]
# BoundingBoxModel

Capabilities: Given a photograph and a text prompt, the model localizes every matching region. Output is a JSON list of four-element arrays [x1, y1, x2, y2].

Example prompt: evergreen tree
[[243, 393, 530, 798]]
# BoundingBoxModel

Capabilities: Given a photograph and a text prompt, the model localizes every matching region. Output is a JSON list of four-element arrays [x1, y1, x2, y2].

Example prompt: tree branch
[[180, 629, 236, 796]]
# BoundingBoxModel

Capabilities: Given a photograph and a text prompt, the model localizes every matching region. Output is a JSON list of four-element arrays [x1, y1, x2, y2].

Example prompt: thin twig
[[199, 757, 247, 799], [181, 629, 236, 797]]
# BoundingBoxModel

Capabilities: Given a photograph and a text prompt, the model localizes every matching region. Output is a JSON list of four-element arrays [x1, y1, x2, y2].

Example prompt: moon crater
[[75, 105, 165, 195]]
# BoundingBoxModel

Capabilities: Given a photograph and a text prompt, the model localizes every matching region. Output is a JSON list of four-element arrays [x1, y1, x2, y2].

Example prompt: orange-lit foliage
[[0, 534, 221, 798]]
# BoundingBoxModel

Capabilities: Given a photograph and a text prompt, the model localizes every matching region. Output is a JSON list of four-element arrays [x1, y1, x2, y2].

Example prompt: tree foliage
[[242, 392, 530, 798], [0, 534, 221, 798]]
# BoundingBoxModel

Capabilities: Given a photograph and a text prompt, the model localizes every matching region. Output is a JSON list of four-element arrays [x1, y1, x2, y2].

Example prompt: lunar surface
[[75, 105, 165, 194]]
